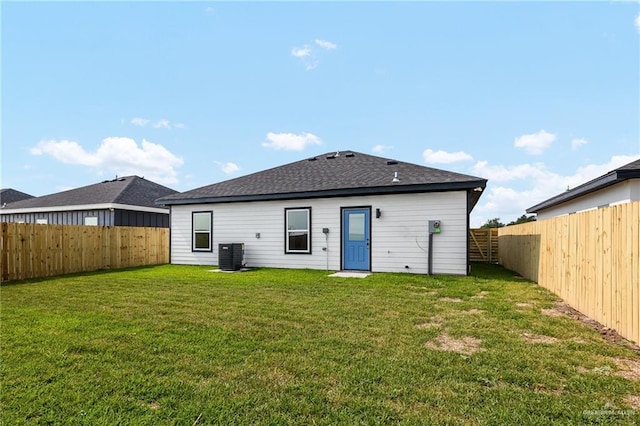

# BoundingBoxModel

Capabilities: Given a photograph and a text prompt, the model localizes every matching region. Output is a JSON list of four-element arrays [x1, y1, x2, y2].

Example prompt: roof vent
[[345, 152, 355, 158], [308, 157, 317, 161], [386, 160, 398, 165], [392, 172, 400, 183], [326, 154, 336, 159]]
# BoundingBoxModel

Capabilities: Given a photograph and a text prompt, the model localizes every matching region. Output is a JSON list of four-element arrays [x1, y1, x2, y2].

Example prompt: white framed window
[[84, 217, 98, 226], [192, 211, 213, 251], [285, 207, 311, 254], [36, 219, 48, 224]]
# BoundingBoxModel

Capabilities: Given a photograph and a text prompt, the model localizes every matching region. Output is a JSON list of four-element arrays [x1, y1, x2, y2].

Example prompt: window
[[84, 217, 98, 226], [285, 208, 311, 253], [36, 219, 48, 224], [193, 211, 213, 251]]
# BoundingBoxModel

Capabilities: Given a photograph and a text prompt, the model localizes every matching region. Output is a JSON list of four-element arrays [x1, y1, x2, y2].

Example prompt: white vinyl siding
[[169, 191, 468, 274], [535, 179, 640, 220]]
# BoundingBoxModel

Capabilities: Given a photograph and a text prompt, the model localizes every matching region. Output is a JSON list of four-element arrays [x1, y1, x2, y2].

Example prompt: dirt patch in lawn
[[624, 395, 640, 409], [439, 297, 463, 303], [457, 309, 484, 315], [611, 358, 640, 381], [410, 291, 438, 297], [542, 302, 640, 354], [522, 333, 558, 344], [415, 317, 443, 329], [516, 302, 533, 308], [424, 333, 484, 355], [471, 291, 489, 299]]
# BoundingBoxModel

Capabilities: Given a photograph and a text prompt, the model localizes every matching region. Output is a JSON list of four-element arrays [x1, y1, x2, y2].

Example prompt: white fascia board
[[0, 203, 169, 215]]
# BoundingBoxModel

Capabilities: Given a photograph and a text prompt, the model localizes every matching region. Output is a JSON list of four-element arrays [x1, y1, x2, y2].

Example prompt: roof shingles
[[3, 176, 177, 210], [158, 151, 487, 206]]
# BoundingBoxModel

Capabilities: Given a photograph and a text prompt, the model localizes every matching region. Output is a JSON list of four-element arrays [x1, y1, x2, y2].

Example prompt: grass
[[1, 264, 639, 425]]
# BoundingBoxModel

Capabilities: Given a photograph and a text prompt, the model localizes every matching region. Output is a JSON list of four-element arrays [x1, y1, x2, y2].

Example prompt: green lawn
[[2, 264, 638, 425]]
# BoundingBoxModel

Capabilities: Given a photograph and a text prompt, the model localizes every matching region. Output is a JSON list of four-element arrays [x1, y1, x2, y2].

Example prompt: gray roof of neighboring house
[[527, 158, 640, 214], [0, 189, 35, 205], [2, 176, 177, 211], [158, 150, 488, 210]]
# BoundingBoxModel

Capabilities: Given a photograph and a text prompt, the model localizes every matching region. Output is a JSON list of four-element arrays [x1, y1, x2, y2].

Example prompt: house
[[157, 151, 487, 275], [0, 188, 35, 205], [527, 158, 640, 219], [1, 176, 177, 227]]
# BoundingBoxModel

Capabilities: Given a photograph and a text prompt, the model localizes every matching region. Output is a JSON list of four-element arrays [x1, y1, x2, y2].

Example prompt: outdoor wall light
[[376, 208, 382, 219], [255, 232, 261, 239]]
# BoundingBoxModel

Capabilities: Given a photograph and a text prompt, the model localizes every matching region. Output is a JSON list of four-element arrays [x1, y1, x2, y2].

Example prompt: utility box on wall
[[428, 220, 441, 234]]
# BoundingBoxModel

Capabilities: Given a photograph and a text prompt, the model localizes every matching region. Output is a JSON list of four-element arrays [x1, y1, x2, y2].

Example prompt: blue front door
[[342, 208, 371, 270]]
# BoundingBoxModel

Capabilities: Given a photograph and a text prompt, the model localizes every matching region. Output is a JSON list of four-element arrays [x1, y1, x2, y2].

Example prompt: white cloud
[[469, 154, 639, 227], [291, 46, 312, 58], [571, 138, 588, 150], [262, 132, 322, 151], [423, 149, 473, 164], [315, 39, 337, 50], [372, 144, 393, 154], [635, 14, 640, 32], [131, 117, 150, 127], [220, 162, 240, 174], [514, 130, 556, 155], [30, 139, 100, 166], [129, 117, 183, 129], [291, 39, 336, 71], [30, 137, 183, 184], [153, 119, 171, 129]]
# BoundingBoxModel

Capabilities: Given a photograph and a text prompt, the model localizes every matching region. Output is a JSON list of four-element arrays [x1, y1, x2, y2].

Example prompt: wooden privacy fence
[[1, 223, 169, 282], [498, 201, 640, 345], [469, 228, 499, 263]]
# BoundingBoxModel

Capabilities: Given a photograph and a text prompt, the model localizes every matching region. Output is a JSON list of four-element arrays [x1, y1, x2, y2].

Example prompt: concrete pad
[[328, 271, 371, 278], [208, 268, 251, 273]]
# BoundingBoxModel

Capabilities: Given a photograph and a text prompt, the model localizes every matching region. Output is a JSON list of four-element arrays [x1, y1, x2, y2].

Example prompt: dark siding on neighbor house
[[1, 209, 170, 227], [1, 209, 114, 226], [114, 209, 169, 227]]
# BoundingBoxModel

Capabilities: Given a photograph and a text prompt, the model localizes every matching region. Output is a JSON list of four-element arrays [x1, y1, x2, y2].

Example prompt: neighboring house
[[1, 176, 177, 227], [0, 188, 35, 205], [527, 158, 640, 220], [157, 151, 487, 275]]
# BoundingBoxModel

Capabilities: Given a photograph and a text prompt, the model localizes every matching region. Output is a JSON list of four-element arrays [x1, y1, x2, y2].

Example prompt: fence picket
[[498, 201, 640, 345], [0, 224, 169, 282]]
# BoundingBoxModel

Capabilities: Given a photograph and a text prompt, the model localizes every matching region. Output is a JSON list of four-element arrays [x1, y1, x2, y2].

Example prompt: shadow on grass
[[469, 262, 532, 283], [0, 264, 169, 287]]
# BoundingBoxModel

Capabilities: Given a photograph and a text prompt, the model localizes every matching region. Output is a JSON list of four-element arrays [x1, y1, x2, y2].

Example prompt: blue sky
[[2, 1, 639, 227]]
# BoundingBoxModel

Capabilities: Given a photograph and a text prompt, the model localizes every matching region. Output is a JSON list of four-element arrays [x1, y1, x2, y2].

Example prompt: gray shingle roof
[[2, 176, 177, 210], [527, 158, 640, 213], [158, 150, 487, 208], [0, 189, 35, 205]]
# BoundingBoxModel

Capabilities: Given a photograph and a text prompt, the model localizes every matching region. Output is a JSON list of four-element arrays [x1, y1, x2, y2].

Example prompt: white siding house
[[158, 151, 487, 275], [527, 159, 640, 219]]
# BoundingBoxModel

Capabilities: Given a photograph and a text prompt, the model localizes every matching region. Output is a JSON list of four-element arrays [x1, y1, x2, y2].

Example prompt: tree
[[481, 218, 505, 228], [507, 214, 536, 226]]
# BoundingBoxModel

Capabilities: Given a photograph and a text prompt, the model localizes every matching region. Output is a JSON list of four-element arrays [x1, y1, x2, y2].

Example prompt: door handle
[[366, 239, 370, 249]]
